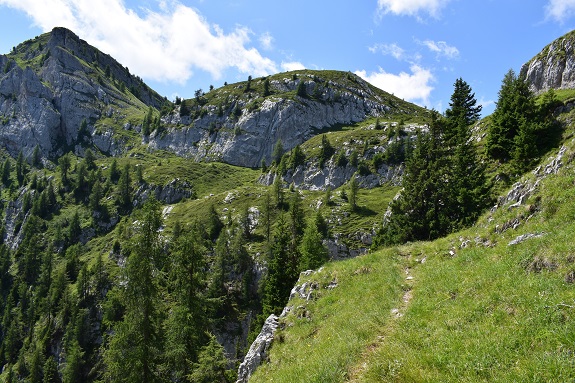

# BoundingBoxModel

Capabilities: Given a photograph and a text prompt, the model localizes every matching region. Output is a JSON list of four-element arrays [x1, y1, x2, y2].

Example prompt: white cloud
[[0, 0, 278, 83], [545, 0, 575, 22], [377, 0, 451, 18], [281, 61, 305, 72], [369, 43, 405, 60], [259, 32, 273, 50], [420, 40, 459, 59], [355, 65, 434, 105]]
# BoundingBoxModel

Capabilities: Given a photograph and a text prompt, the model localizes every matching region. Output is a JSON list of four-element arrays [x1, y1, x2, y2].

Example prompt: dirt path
[[346, 264, 415, 382]]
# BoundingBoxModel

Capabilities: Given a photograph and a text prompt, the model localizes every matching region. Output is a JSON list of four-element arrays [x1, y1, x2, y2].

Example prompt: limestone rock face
[[0, 27, 163, 159], [149, 76, 394, 168], [235, 314, 279, 383], [520, 31, 575, 94]]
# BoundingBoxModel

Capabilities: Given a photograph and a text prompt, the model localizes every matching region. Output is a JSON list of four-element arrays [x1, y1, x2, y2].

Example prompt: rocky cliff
[[520, 30, 575, 94], [148, 71, 426, 168], [0, 27, 165, 159]]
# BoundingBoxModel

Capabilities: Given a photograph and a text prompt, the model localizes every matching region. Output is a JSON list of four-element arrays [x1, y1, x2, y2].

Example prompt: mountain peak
[[521, 29, 575, 94]]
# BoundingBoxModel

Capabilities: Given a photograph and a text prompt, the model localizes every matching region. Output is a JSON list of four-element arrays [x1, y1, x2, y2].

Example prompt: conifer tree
[[164, 227, 208, 380], [32, 145, 42, 168], [103, 198, 163, 383], [188, 334, 231, 383], [272, 139, 284, 165], [117, 163, 131, 211], [262, 214, 296, 317], [59, 153, 72, 186], [299, 217, 329, 271], [318, 134, 335, 167], [15, 150, 25, 185], [486, 69, 536, 162]]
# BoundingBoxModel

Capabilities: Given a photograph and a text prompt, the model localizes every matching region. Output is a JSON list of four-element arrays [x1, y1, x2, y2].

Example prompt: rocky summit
[[520, 30, 575, 94]]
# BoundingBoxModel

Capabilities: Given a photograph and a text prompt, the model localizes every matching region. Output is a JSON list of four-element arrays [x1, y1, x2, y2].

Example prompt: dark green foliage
[[299, 217, 328, 270], [245, 75, 252, 92], [445, 78, 482, 130], [485, 69, 559, 170], [32, 145, 42, 168], [16, 150, 26, 185], [77, 119, 89, 142], [263, 77, 271, 96], [289, 145, 305, 170], [296, 80, 307, 98], [142, 106, 153, 136], [207, 204, 223, 241], [43, 356, 61, 383], [68, 210, 81, 245], [272, 139, 284, 165], [335, 150, 348, 167], [164, 226, 208, 380], [59, 153, 72, 186], [377, 80, 491, 246], [262, 214, 297, 317], [103, 198, 163, 383], [318, 134, 335, 168], [108, 158, 120, 183], [117, 164, 131, 211], [188, 334, 232, 383]]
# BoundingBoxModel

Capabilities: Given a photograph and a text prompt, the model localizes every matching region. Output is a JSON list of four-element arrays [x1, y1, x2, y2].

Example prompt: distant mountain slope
[[151, 70, 429, 168], [0, 27, 166, 159], [520, 29, 575, 94]]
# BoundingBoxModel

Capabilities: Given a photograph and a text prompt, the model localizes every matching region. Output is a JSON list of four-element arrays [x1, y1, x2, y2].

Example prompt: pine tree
[[272, 139, 284, 165], [187, 334, 231, 383], [445, 78, 482, 139], [59, 153, 72, 186], [263, 77, 271, 96], [32, 145, 42, 168], [486, 69, 536, 162], [164, 227, 208, 380], [262, 214, 297, 317], [108, 158, 120, 183], [117, 163, 131, 211], [377, 112, 449, 245], [299, 217, 328, 271], [103, 198, 163, 383], [43, 356, 61, 383], [318, 134, 335, 167], [84, 149, 96, 170], [15, 150, 25, 185], [289, 145, 305, 170], [142, 106, 153, 136]]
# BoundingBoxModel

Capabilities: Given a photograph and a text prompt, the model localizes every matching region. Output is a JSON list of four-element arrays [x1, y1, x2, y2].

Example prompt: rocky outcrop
[[148, 73, 419, 168], [235, 314, 279, 383], [520, 30, 575, 94], [0, 27, 163, 159], [133, 178, 194, 205]]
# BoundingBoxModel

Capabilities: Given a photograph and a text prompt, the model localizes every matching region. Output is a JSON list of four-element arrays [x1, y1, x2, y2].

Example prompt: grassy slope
[[250, 109, 575, 383]]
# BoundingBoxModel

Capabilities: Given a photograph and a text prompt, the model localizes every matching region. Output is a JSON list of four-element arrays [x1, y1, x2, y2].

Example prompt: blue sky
[[0, 0, 574, 116]]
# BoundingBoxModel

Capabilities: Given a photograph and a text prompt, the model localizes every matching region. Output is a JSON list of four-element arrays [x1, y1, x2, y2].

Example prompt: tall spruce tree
[[486, 69, 536, 162], [262, 214, 296, 317], [444, 78, 491, 226], [103, 198, 163, 383]]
